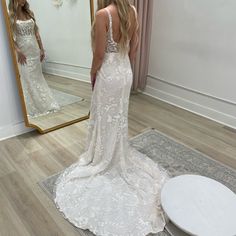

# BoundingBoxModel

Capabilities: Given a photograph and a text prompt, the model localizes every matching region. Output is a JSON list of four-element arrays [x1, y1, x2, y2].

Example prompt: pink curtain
[[130, 0, 154, 92]]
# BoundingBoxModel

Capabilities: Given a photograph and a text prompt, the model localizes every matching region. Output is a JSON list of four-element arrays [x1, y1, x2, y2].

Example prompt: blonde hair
[[91, 0, 137, 53], [8, 0, 38, 34]]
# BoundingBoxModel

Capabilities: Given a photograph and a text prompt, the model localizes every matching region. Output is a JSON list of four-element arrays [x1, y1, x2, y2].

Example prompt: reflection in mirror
[[5, 0, 93, 132]]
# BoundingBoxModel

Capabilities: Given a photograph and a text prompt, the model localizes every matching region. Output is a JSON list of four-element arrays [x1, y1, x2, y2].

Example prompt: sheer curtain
[[130, 0, 154, 92]]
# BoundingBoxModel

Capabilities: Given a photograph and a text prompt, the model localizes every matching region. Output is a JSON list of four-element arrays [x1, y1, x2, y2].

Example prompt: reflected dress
[[54, 8, 169, 236], [15, 18, 60, 118]]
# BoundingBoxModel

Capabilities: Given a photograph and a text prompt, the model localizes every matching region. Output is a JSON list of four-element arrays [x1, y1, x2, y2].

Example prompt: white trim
[[148, 74, 236, 106], [144, 76, 236, 129], [0, 122, 34, 141], [46, 60, 90, 70], [43, 61, 90, 83], [44, 67, 89, 83]]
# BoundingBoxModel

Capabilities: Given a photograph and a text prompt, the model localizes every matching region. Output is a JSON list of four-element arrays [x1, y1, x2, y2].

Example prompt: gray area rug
[[39, 128, 236, 236], [51, 88, 84, 107]]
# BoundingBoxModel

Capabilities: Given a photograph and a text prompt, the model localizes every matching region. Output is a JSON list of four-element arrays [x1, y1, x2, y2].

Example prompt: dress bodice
[[15, 18, 35, 37], [14, 18, 39, 56]]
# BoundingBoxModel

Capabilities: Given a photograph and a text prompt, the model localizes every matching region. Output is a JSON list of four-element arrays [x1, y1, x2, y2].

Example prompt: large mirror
[[2, 0, 95, 133]]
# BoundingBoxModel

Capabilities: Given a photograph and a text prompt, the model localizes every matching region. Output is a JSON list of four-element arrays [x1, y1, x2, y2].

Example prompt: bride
[[9, 0, 60, 118], [54, 0, 170, 235]]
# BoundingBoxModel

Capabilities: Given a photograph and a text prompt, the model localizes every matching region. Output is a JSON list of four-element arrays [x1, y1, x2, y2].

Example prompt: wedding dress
[[15, 19, 60, 118], [54, 8, 169, 236]]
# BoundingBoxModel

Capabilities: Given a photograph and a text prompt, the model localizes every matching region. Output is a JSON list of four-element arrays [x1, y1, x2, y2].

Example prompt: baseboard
[[0, 121, 33, 141], [144, 76, 236, 129], [43, 62, 90, 82]]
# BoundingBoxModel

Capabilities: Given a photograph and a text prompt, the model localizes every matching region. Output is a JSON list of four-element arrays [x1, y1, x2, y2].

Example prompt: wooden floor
[[0, 93, 236, 235]]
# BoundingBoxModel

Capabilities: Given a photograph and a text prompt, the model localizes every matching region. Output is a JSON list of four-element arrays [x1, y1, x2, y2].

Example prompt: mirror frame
[[1, 0, 95, 134]]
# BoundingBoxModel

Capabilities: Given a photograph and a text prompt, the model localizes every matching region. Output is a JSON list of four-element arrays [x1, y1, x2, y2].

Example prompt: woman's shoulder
[[95, 8, 108, 18], [94, 8, 110, 24]]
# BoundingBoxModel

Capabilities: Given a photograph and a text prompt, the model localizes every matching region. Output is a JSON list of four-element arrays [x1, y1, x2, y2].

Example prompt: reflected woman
[[8, 0, 60, 118]]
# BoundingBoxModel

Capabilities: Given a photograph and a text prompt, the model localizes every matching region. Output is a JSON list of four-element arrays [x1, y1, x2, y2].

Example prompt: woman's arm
[[11, 28, 27, 65], [90, 10, 107, 89], [31, 11, 45, 62], [129, 6, 139, 64], [35, 29, 45, 62], [9, 16, 27, 65], [35, 30, 44, 51]]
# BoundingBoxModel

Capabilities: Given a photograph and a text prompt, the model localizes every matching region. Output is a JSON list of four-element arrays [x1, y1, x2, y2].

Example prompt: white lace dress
[[15, 19, 60, 118], [54, 8, 170, 236]]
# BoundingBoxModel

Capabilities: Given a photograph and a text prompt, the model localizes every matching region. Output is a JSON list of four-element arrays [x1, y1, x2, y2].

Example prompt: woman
[[9, 0, 60, 118], [54, 0, 170, 235]]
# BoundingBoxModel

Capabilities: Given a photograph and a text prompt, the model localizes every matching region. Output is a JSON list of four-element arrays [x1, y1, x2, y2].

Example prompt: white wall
[[29, 0, 93, 82], [145, 0, 236, 128], [0, 3, 32, 140]]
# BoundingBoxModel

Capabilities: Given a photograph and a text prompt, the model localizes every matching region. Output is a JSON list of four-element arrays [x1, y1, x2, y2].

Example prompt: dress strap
[[131, 5, 139, 31], [131, 5, 138, 20], [105, 8, 114, 41]]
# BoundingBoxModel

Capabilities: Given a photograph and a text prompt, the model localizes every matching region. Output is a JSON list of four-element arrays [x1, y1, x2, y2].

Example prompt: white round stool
[[161, 175, 236, 236]]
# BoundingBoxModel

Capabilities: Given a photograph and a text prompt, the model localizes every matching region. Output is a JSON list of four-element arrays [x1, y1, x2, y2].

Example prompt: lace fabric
[[15, 19, 60, 118], [53, 8, 170, 236]]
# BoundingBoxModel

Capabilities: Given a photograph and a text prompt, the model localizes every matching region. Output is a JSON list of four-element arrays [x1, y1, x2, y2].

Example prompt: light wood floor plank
[[0, 186, 31, 236], [0, 146, 15, 178], [0, 172, 65, 236]]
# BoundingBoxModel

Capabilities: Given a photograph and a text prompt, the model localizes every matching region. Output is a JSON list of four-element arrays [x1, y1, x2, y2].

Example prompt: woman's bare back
[[105, 4, 138, 43]]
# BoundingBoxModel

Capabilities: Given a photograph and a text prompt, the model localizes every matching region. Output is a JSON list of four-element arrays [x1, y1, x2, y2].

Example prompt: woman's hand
[[90, 71, 96, 90], [17, 50, 27, 65], [40, 49, 45, 62]]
